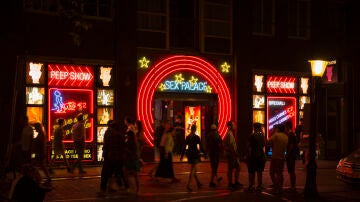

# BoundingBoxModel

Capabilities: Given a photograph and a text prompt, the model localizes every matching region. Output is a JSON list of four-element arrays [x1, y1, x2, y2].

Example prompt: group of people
[[245, 121, 298, 195]]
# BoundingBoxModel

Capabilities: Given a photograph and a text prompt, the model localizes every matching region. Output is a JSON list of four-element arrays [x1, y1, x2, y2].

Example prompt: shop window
[[288, 0, 310, 39], [252, 0, 275, 36]]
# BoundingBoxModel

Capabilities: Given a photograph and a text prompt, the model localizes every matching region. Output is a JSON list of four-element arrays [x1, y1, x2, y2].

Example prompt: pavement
[[18, 159, 360, 201]]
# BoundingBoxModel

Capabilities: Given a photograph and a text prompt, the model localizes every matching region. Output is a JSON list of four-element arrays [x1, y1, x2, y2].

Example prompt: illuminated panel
[[27, 107, 43, 124], [266, 76, 297, 94], [99, 66, 112, 87], [253, 110, 265, 124], [299, 96, 310, 110], [97, 126, 107, 143], [253, 74, 264, 92], [48, 88, 93, 143], [97, 89, 114, 106], [48, 64, 94, 88], [253, 95, 265, 109], [26, 62, 45, 85], [26, 87, 45, 104], [300, 77, 309, 94], [49, 145, 94, 162], [137, 55, 232, 146], [184, 106, 201, 137], [97, 107, 113, 125], [266, 96, 297, 140]]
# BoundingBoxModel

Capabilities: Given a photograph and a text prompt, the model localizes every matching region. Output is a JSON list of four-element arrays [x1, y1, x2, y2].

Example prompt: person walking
[[285, 121, 297, 193], [149, 120, 166, 177], [155, 127, 180, 183], [244, 122, 266, 193], [205, 124, 223, 188], [71, 113, 86, 174], [268, 124, 288, 195], [20, 116, 34, 166], [32, 122, 51, 182], [180, 124, 206, 192], [123, 122, 141, 194], [99, 120, 128, 196], [295, 118, 304, 160], [135, 120, 145, 164], [223, 120, 242, 190], [49, 118, 72, 174]]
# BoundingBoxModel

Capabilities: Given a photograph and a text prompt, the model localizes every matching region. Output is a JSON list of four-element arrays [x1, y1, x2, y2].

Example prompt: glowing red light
[[137, 55, 232, 146], [48, 64, 94, 88]]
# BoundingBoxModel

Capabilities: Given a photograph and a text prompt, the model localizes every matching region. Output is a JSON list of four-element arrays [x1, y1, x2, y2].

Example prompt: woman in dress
[[155, 127, 180, 183], [180, 125, 206, 192]]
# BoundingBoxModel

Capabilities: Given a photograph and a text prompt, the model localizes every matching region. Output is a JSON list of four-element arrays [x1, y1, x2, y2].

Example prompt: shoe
[[186, 185, 193, 192], [44, 178, 52, 184], [244, 186, 255, 193], [67, 167, 73, 173], [48, 168, 54, 174], [97, 191, 106, 197], [79, 170, 87, 174], [171, 178, 180, 183], [228, 183, 235, 190], [209, 182, 216, 188], [234, 182, 243, 189], [197, 182, 203, 189], [255, 185, 265, 192], [285, 187, 297, 193], [217, 177, 223, 182]]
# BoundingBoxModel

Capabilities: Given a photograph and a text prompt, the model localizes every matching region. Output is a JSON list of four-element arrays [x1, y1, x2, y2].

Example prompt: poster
[[184, 106, 201, 137]]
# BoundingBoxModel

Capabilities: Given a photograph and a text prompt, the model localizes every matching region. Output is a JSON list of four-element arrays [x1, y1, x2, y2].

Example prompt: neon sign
[[266, 76, 297, 94], [48, 88, 93, 143], [137, 55, 232, 146], [48, 64, 94, 87], [267, 96, 296, 139], [158, 74, 212, 93]]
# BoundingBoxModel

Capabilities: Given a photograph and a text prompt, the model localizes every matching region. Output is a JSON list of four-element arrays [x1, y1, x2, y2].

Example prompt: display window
[[25, 61, 115, 163], [184, 106, 201, 137]]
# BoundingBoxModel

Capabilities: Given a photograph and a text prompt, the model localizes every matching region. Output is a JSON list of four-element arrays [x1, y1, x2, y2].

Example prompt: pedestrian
[[295, 118, 303, 160], [244, 122, 266, 193], [268, 124, 288, 195], [155, 127, 180, 183], [135, 120, 145, 164], [32, 122, 51, 182], [205, 124, 223, 188], [123, 121, 141, 194], [180, 124, 206, 192], [20, 116, 34, 166], [71, 113, 87, 174], [285, 121, 297, 193], [48, 118, 72, 174], [148, 120, 166, 177], [223, 120, 242, 190], [99, 120, 128, 196]]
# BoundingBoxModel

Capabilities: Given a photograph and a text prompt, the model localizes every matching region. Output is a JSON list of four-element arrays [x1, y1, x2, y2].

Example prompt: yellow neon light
[[189, 76, 198, 87], [139, 57, 150, 68], [158, 83, 166, 91], [221, 62, 230, 73], [205, 86, 212, 93], [174, 73, 185, 84]]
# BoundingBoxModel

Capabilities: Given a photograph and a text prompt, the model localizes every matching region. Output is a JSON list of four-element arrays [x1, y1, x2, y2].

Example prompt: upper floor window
[[252, 0, 275, 36], [23, 0, 113, 19], [288, 0, 310, 39]]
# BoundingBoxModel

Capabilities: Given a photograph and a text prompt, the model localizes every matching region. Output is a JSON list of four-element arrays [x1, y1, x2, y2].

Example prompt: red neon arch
[[137, 55, 231, 146]]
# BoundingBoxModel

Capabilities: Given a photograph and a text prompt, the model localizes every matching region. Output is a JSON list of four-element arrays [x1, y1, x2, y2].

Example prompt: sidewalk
[[40, 159, 357, 202]]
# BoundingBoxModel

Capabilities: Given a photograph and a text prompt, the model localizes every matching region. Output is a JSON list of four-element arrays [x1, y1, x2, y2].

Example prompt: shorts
[[247, 156, 265, 173]]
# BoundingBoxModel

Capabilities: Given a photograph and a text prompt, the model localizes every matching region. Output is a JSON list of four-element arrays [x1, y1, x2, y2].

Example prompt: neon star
[[221, 62, 230, 73], [189, 76, 198, 86], [139, 57, 150, 68], [174, 73, 184, 84], [205, 86, 212, 93], [158, 83, 166, 91]]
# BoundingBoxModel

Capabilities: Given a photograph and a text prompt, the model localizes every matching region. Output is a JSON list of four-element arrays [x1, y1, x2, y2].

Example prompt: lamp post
[[304, 60, 328, 198]]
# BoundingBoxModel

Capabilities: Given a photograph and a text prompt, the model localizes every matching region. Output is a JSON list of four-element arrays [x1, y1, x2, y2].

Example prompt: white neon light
[[29, 62, 43, 84]]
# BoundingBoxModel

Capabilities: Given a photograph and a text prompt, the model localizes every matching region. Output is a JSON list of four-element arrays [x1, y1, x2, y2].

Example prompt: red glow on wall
[[48, 64, 94, 88], [266, 76, 297, 94], [137, 55, 232, 146]]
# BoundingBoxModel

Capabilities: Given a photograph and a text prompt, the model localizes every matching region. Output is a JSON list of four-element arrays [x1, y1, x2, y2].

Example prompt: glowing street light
[[304, 59, 328, 198]]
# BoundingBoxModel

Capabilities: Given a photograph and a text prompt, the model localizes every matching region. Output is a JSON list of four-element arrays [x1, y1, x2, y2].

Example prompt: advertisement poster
[[48, 88, 94, 142], [184, 106, 201, 137], [267, 96, 296, 139]]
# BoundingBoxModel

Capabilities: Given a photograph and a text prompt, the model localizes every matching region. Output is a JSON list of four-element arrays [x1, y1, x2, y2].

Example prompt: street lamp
[[304, 60, 328, 198]]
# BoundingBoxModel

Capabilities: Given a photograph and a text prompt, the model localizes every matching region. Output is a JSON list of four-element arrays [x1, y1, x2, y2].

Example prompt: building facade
[[1, 0, 359, 166]]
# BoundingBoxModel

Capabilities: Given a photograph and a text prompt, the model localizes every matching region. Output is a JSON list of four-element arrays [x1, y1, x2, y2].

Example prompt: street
[[43, 160, 360, 202]]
